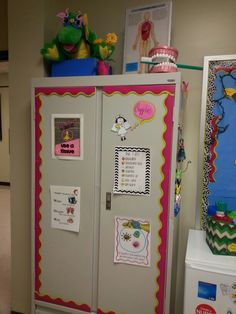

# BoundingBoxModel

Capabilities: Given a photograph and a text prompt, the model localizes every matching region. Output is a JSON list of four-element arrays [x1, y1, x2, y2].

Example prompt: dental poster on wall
[[113, 146, 151, 195], [114, 216, 151, 267], [51, 114, 83, 160], [50, 185, 80, 232]]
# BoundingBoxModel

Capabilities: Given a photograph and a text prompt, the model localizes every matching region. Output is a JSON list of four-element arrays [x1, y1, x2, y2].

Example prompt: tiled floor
[[0, 187, 11, 314]]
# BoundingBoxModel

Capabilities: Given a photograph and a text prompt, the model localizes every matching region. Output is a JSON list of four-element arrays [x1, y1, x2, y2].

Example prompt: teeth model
[[148, 46, 178, 73]]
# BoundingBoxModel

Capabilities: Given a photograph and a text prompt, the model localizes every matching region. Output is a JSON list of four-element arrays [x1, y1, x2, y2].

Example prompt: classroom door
[[97, 84, 176, 314]]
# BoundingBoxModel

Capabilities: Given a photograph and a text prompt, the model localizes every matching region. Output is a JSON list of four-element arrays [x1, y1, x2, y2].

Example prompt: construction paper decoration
[[133, 101, 156, 123]]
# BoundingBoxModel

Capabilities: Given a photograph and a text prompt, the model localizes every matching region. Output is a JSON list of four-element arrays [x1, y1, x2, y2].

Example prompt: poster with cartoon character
[[50, 185, 80, 232], [114, 216, 151, 266], [51, 113, 83, 160]]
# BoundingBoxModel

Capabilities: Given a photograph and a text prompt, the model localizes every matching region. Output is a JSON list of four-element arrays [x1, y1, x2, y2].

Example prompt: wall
[[8, 1, 44, 313], [172, 1, 236, 312], [8, 0, 236, 313], [0, 0, 8, 51], [0, 0, 9, 182], [0, 86, 10, 182]]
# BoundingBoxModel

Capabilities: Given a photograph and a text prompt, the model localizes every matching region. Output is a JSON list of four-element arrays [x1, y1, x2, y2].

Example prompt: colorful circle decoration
[[133, 230, 141, 238], [120, 228, 146, 253]]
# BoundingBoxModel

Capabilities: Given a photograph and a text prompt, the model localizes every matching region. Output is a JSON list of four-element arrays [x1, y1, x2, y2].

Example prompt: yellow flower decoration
[[94, 38, 103, 44], [105, 33, 118, 45]]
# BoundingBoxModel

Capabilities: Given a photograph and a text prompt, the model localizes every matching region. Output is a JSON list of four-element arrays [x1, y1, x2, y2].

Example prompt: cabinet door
[[34, 86, 97, 313], [98, 85, 176, 314]]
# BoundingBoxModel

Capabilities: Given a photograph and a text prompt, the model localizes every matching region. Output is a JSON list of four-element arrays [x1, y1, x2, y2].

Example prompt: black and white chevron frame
[[113, 146, 151, 195], [201, 58, 236, 230]]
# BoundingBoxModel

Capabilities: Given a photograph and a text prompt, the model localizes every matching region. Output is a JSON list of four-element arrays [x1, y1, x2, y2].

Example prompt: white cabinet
[[184, 230, 236, 314]]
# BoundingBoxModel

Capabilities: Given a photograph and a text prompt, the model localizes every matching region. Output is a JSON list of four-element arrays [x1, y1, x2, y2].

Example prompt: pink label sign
[[133, 101, 156, 122], [55, 139, 80, 157]]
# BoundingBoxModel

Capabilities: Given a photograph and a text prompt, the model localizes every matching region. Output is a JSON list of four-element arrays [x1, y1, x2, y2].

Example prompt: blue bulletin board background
[[201, 58, 236, 229], [208, 69, 236, 210]]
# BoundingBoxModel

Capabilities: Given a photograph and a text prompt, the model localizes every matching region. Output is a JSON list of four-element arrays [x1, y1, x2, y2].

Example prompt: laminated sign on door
[[113, 146, 151, 195]]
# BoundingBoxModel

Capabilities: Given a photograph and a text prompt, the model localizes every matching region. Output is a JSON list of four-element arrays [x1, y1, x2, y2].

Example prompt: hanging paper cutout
[[114, 216, 151, 267], [177, 138, 186, 162], [174, 168, 182, 217], [113, 146, 151, 195], [111, 115, 131, 141]]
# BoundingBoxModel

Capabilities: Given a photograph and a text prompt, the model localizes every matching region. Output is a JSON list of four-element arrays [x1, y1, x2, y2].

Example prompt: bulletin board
[[197, 55, 236, 229]]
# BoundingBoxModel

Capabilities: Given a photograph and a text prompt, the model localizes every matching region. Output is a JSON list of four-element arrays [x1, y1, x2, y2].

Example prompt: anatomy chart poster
[[114, 216, 151, 267], [50, 185, 80, 232], [51, 114, 83, 160], [113, 146, 151, 195], [123, 2, 172, 74]]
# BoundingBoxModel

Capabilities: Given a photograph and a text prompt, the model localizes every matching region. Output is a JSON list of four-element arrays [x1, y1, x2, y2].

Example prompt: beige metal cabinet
[[32, 73, 181, 314]]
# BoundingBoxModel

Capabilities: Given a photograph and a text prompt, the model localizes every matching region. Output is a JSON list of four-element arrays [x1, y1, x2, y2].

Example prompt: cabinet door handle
[[106, 192, 112, 210]]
